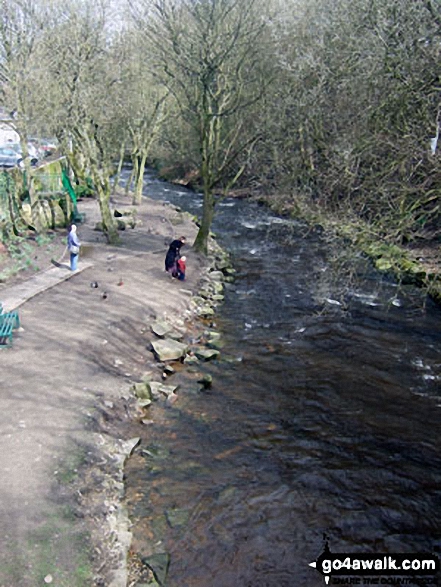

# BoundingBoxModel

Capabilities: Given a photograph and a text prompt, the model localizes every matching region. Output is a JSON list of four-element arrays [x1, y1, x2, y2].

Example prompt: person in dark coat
[[165, 236, 186, 276]]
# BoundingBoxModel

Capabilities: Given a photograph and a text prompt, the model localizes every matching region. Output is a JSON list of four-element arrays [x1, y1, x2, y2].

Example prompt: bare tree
[[38, 0, 121, 242], [121, 32, 171, 204], [0, 0, 47, 202], [131, 0, 270, 253]]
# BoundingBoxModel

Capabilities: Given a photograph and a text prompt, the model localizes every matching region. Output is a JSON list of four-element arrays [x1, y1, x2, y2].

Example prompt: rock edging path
[[0, 193, 230, 587]]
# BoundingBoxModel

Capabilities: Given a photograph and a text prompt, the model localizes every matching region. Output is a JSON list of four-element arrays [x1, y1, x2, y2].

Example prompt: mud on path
[[0, 194, 204, 587]]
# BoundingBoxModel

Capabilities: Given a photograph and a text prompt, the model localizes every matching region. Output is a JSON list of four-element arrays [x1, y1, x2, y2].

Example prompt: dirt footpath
[[0, 194, 205, 587]]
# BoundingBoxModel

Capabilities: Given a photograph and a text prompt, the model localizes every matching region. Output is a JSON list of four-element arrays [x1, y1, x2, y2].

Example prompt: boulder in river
[[142, 553, 170, 587], [194, 348, 220, 361], [197, 373, 213, 389]]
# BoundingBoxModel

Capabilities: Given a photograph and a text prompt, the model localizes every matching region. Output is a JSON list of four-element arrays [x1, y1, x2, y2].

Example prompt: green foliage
[[74, 177, 95, 199], [35, 232, 54, 247]]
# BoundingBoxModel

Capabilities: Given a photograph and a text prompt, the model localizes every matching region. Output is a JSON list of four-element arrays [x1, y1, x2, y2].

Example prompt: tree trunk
[[132, 152, 148, 205], [91, 169, 119, 244], [112, 141, 126, 194], [193, 188, 215, 254], [125, 165, 135, 197]]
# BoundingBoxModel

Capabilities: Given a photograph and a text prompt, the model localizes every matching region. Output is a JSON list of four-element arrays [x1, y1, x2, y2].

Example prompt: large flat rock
[[151, 338, 188, 361]]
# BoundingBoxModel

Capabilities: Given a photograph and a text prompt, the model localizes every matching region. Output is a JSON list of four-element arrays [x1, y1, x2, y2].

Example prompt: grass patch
[[0, 512, 94, 587], [56, 446, 88, 485]]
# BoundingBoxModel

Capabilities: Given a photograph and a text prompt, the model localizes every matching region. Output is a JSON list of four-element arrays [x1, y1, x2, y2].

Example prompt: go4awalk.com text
[[309, 544, 439, 585]]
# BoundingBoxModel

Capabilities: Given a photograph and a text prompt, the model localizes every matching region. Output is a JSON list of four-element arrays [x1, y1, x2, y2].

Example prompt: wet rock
[[206, 331, 223, 349], [211, 281, 225, 295], [191, 295, 206, 307], [151, 339, 188, 362], [198, 374, 213, 389], [142, 553, 170, 587], [149, 381, 178, 399], [168, 329, 184, 341], [133, 382, 153, 400], [198, 306, 215, 317], [166, 508, 190, 528], [150, 388, 162, 401], [151, 319, 172, 338], [122, 437, 141, 457], [198, 288, 211, 299], [194, 348, 220, 361], [209, 270, 224, 281], [141, 419, 155, 426], [214, 257, 230, 271]]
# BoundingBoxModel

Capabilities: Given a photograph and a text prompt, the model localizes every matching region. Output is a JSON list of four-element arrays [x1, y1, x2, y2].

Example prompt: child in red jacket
[[177, 256, 186, 281]]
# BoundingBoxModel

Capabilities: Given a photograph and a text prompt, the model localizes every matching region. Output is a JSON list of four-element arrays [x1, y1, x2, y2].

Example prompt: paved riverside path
[[1, 262, 93, 313]]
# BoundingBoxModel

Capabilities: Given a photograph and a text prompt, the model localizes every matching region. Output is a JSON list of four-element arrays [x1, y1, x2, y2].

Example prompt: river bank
[[0, 191, 229, 586], [253, 191, 441, 305], [156, 163, 441, 305]]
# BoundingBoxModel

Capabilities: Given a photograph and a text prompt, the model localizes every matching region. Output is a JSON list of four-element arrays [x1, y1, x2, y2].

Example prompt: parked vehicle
[[0, 146, 23, 168], [39, 138, 58, 156], [28, 137, 58, 158], [4, 142, 40, 166]]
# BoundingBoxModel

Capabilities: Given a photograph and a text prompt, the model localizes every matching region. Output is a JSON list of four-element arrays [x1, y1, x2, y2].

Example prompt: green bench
[[0, 310, 20, 347]]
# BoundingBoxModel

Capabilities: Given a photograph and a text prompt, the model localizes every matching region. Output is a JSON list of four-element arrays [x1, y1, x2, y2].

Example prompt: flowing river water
[[123, 170, 441, 586]]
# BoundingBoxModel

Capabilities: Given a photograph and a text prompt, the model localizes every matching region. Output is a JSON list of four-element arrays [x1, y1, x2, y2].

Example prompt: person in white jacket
[[67, 224, 81, 271]]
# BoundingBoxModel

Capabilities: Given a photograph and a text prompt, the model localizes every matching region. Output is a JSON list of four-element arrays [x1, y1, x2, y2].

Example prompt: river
[[123, 170, 441, 586]]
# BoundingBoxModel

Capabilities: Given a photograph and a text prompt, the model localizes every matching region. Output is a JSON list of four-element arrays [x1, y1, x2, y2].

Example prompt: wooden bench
[[0, 310, 20, 347]]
